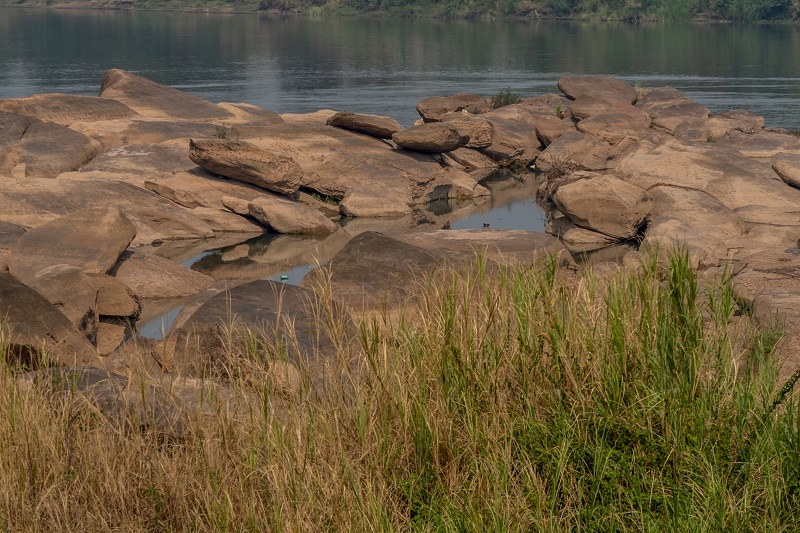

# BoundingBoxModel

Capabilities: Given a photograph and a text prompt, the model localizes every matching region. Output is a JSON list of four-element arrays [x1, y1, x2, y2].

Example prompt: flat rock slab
[[553, 172, 653, 239], [0, 93, 138, 126], [392, 123, 470, 153], [772, 153, 800, 188], [69, 118, 220, 149], [248, 196, 337, 234], [0, 272, 100, 368], [9, 207, 136, 284], [340, 188, 412, 218], [166, 280, 353, 375], [109, 250, 215, 300], [567, 95, 648, 122], [217, 102, 285, 125], [4, 119, 103, 179], [145, 169, 276, 210], [99, 69, 233, 122], [558, 76, 638, 105], [416, 94, 492, 122], [398, 228, 569, 266], [536, 131, 613, 173], [576, 112, 651, 145], [0, 177, 214, 245], [718, 130, 800, 159], [635, 87, 710, 134], [301, 231, 444, 314], [189, 138, 304, 195], [326, 112, 403, 140], [71, 138, 197, 186]]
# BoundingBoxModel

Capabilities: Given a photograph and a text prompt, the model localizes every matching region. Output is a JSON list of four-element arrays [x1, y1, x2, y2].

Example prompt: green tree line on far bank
[[254, 0, 799, 22]]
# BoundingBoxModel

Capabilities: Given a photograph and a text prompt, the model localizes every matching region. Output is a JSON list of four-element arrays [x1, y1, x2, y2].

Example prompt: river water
[[1, 9, 798, 335]]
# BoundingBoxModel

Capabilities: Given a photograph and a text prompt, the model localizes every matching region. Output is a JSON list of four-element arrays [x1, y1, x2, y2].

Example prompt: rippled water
[[1, 10, 798, 128]]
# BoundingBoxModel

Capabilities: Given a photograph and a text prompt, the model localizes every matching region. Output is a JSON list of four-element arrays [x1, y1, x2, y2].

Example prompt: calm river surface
[[1, 9, 799, 128]]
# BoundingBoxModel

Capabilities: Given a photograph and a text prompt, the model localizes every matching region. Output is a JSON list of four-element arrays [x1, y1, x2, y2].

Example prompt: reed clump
[[0, 249, 798, 531]]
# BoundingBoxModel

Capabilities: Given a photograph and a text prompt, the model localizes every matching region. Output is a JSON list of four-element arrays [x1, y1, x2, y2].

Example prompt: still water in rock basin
[[2, 10, 798, 335]]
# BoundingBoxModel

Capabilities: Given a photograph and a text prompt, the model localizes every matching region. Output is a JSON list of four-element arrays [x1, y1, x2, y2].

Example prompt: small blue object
[[280, 275, 289, 280]]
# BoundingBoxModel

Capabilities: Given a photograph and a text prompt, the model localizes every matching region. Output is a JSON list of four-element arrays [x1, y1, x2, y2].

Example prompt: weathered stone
[[65, 138, 196, 187], [87, 273, 142, 319], [99, 69, 233, 122], [241, 123, 487, 206], [536, 131, 613, 173], [340, 188, 412, 218], [326, 112, 403, 140], [217, 102, 285, 125], [440, 113, 494, 148], [4, 120, 103, 178], [443, 147, 498, 170], [635, 87, 710, 134], [535, 115, 575, 146], [416, 94, 492, 122], [392, 123, 470, 153], [247, 196, 338, 234], [479, 104, 543, 165], [772, 153, 800, 188], [558, 76, 638, 105], [567, 95, 649, 123], [553, 172, 652, 239], [189, 138, 304, 195], [166, 280, 353, 376], [109, 250, 215, 300], [69, 118, 220, 149], [27, 265, 99, 343], [95, 322, 128, 357], [9, 207, 136, 284], [546, 217, 618, 253], [399, 228, 569, 266], [718, 130, 800, 159], [0, 178, 214, 246], [0, 112, 36, 154], [520, 94, 571, 116], [145, 169, 275, 211], [0, 221, 25, 272], [191, 207, 266, 233], [0, 272, 100, 368], [280, 109, 338, 125], [0, 93, 137, 126], [576, 112, 651, 145], [301, 231, 441, 314]]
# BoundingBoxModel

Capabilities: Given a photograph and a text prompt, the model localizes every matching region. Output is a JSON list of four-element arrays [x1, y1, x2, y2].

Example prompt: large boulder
[[166, 280, 353, 376], [3, 120, 103, 179], [301, 231, 443, 314], [0, 272, 100, 368], [98, 69, 233, 122], [772, 153, 800, 188], [534, 115, 575, 146], [567, 95, 649, 122], [232, 123, 488, 207], [536, 131, 614, 173], [416, 94, 492, 122], [340, 188, 412, 218], [0, 93, 138, 126], [546, 217, 619, 253], [576, 112, 651, 145], [440, 113, 494, 149], [27, 265, 100, 343], [247, 196, 338, 234], [8, 207, 136, 284], [558, 76, 638, 105], [109, 250, 215, 300], [392, 123, 470, 153], [326, 112, 403, 140], [145, 169, 276, 210], [552, 172, 653, 239], [479, 104, 544, 165], [635, 87, 710, 134], [0, 178, 214, 245], [189, 138, 304, 195]]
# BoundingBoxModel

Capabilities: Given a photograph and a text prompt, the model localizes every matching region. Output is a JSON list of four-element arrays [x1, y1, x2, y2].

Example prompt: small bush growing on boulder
[[491, 88, 522, 109]]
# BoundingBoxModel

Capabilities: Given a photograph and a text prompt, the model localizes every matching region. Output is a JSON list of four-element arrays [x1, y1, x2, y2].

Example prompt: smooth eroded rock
[[0, 93, 138, 126], [416, 94, 492, 122], [326, 112, 403, 140], [392, 122, 470, 153], [247, 196, 338, 234], [558, 76, 638, 105]]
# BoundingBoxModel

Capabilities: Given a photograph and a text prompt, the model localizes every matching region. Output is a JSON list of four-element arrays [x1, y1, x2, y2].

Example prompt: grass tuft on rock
[[0, 249, 799, 530]]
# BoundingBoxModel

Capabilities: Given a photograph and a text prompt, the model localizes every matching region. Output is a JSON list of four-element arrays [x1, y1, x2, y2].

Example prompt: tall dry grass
[[0, 249, 798, 531]]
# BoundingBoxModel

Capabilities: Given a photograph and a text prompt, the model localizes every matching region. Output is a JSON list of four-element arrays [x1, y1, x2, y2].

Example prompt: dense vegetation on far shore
[[4, 0, 800, 22], [2, 251, 799, 530]]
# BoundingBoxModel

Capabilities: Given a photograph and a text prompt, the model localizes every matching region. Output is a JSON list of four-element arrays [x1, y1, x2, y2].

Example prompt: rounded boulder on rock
[[326, 112, 403, 140], [416, 94, 492, 122], [553, 172, 653, 240], [188, 138, 304, 196], [772, 153, 800, 189], [558, 76, 638, 105], [247, 196, 338, 235], [392, 122, 470, 153]]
